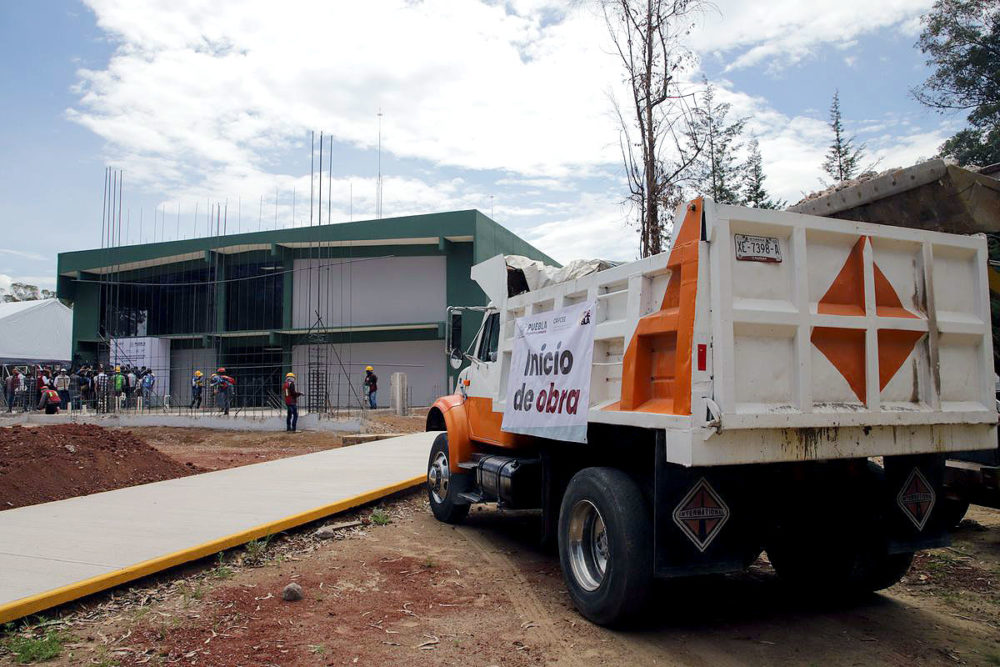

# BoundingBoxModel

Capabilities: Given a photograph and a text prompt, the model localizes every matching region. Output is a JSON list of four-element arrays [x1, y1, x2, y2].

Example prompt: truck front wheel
[[427, 433, 470, 524], [558, 467, 652, 626]]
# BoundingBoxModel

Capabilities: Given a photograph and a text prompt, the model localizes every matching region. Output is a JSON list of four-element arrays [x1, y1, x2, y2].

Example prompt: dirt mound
[[0, 424, 201, 510]]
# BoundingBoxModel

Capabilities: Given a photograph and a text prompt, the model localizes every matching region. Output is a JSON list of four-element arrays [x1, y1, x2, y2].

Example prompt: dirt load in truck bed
[[0, 424, 200, 510]]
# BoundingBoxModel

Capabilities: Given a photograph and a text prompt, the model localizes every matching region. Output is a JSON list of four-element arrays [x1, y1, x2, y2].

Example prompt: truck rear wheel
[[768, 462, 914, 596], [938, 495, 970, 529], [768, 539, 913, 595], [558, 467, 652, 626], [427, 433, 470, 524]]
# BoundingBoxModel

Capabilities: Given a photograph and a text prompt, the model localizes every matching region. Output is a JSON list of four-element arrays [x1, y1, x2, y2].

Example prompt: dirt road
[[5, 492, 996, 666]]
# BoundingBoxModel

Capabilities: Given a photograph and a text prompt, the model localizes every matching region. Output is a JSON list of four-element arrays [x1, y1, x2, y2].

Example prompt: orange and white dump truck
[[425, 198, 998, 625]]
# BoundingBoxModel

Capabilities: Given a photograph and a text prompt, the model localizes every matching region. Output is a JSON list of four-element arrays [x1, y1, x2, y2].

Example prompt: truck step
[[458, 492, 485, 504], [457, 461, 478, 471]]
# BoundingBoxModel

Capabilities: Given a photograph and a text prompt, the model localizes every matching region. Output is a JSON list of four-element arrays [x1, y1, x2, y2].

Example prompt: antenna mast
[[376, 108, 383, 219]]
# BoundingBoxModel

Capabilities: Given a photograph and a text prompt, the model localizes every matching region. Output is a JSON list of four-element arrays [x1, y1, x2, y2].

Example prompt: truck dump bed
[[473, 198, 997, 466]]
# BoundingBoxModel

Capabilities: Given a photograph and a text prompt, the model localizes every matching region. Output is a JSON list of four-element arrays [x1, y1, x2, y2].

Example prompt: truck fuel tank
[[475, 455, 541, 509]]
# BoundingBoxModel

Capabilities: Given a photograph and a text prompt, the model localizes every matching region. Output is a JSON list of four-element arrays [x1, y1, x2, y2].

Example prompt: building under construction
[[56, 209, 554, 413]]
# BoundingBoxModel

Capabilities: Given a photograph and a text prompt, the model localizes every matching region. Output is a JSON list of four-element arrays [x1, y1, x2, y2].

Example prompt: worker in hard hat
[[363, 365, 378, 409], [54, 368, 71, 412], [211, 367, 235, 415], [283, 372, 303, 432], [190, 370, 204, 409], [37, 383, 62, 415]]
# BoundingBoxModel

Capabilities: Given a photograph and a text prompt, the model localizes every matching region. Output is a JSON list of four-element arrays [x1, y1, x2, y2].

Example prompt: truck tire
[[768, 462, 913, 596], [557, 467, 652, 626], [938, 496, 970, 529], [427, 433, 470, 524], [862, 551, 914, 591]]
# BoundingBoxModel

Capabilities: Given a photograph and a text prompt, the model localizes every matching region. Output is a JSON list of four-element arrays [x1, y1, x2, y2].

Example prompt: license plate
[[734, 234, 782, 263]]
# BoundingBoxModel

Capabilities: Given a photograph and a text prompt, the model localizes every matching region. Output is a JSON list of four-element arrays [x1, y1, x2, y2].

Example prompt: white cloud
[[65, 0, 946, 263], [690, 0, 933, 71], [0, 249, 48, 261], [72, 0, 622, 193], [0, 274, 55, 291]]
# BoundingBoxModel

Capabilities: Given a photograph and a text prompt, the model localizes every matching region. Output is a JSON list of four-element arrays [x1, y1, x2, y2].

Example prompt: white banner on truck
[[501, 300, 595, 443]]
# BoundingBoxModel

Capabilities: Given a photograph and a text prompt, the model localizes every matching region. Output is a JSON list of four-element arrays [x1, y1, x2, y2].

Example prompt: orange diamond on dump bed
[[811, 236, 924, 404]]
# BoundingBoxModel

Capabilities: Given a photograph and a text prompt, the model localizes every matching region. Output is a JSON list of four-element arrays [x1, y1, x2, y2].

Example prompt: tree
[[604, 0, 705, 257], [913, 0, 1000, 166], [0, 282, 55, 303], [686, 80, 748, 205], [821, 90, 866, 183], [742, 138, 786, 209]]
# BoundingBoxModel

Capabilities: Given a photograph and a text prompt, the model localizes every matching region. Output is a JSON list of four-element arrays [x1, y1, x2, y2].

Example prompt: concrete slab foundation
[[0, 431, 436, 623]]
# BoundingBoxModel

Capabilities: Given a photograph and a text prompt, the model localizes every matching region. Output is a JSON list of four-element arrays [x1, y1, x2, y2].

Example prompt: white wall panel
[[291, 340, 445, 408], [291, 256, 446, 329]]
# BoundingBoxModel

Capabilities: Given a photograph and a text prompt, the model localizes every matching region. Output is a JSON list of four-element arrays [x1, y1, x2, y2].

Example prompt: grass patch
[[211, 553, 235, 580], [243, 535, 272, 567], [370, 508, 391, 526], [3, 630, 64, 664]]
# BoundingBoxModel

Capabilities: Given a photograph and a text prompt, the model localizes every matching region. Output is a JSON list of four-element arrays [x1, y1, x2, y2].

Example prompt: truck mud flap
[[653, 436, 762, 578], [883, 454, 950, 553]]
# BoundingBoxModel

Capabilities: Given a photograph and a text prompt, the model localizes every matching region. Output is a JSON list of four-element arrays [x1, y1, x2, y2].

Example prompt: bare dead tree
[[604, 0, 706, 257]]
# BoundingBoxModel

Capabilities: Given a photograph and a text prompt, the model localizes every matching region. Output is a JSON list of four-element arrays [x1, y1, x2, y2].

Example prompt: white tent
[[0, 300, 72, 365]]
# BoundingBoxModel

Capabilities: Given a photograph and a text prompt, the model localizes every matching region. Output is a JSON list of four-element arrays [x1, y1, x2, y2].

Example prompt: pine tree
[[687, 80, 748, 205], [742, 138, 785, 209], [821, 90, 866, 183]]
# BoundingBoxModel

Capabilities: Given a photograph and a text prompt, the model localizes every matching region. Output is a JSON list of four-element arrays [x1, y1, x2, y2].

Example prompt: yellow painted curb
[[0, 474, 425, 625]]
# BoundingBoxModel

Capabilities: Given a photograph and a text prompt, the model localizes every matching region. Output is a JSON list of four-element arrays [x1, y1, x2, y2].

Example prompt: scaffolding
[[79, 138, 375, 421]]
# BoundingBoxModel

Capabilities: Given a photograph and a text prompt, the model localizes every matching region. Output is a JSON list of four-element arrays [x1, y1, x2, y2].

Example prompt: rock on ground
[[282, 582, 303, 601]]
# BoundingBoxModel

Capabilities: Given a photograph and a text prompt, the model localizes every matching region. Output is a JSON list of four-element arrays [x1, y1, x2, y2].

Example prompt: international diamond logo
[[673, 478, 730, 552], [897, 467, 936, 531]]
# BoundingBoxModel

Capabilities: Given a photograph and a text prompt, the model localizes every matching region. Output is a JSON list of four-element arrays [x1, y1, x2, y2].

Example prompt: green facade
[[57, 210, 557, 392]]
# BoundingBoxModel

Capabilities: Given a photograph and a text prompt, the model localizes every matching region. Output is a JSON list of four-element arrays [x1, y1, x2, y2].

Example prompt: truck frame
[[425, 198, 998, 625]]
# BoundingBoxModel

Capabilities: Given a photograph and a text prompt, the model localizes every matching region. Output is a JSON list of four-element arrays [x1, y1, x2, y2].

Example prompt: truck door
[[464, 311, 516, 445]]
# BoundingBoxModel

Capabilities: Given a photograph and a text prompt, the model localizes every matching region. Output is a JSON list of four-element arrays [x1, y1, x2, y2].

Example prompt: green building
[[56, 210, 555, 409]]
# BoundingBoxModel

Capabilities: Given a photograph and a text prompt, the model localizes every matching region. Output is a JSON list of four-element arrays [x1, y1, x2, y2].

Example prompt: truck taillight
[[697, 344, 707, 371]]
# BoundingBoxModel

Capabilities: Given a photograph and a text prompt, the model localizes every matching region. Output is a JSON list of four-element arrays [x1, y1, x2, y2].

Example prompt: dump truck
[[425, 198, 998, 626], [790, 159, 1000, 525]]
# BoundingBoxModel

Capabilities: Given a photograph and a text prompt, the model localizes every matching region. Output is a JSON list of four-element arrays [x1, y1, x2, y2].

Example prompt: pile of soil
[[0, 424, 201, 510]]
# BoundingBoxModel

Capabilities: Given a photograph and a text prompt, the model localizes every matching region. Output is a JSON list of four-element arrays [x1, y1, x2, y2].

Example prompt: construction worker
[[212, 367, 235, 415], [126, 366, 137, 405], [54, 368, 71, 412], [283, 372, 303, 432], [140, 370, 156, 408], [112, 365, 126, 409], [37, 384, 62, 415], [95, 365, 109, 413], [364, 365, 378, 409], [4, 370, 15, 412], [190, 370, 204, 409]]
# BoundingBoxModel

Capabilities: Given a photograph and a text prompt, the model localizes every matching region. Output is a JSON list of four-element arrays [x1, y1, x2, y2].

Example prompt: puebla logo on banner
[[501, 300, 596, 443]]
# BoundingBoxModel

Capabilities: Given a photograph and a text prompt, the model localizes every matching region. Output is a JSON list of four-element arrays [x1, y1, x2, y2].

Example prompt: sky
[[0, 0, 961, 291]]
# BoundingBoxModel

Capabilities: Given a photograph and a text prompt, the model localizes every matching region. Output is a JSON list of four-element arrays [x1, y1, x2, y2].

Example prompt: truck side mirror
[[449, 347, 464, 370], [448, 312, 463, 366]]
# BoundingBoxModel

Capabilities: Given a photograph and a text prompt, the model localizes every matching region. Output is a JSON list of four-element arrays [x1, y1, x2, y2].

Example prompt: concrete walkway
[[0, 431, 437, 623]]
